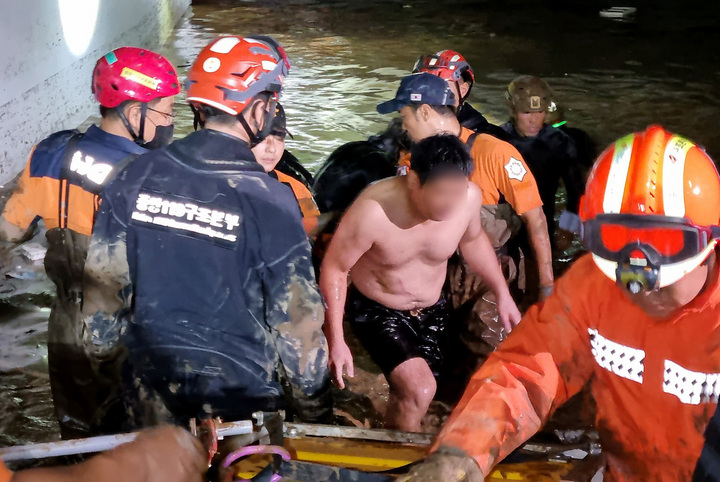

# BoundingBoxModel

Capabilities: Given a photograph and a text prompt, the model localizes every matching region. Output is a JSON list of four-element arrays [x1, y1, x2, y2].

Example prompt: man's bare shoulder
[[359, 176, 403, 200], [344, 177, 400, 224], [464, 182, 483, 210]]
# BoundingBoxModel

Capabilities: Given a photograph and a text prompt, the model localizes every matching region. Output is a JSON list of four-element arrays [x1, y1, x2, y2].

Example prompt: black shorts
[[346, 286, 451, 378]]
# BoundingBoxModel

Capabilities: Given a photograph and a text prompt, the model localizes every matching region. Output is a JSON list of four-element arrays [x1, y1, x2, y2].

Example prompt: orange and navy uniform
[[397, 128, 542, 215], [1, 125, 146, 236], [434, 253, 720, 481], [274, 170, 320, 237]]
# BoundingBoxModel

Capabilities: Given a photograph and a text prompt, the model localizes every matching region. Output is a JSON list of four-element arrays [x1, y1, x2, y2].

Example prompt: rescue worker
[[82, 36, 330, 429], [251, 103, 320, 237], [502, 76, 586, 244], [385, 74, 553, 353], [404, 125, 720, 481], [4, 426, 205, 482], [412, 50, 509, 141], [0, 47, 180, 438]]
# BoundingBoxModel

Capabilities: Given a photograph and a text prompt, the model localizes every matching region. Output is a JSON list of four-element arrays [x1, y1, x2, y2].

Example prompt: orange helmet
[[413, 50, 475, 84], [413, 50, 474, 104], [579, 125, 720, 293], [186, 35, 290, 116]]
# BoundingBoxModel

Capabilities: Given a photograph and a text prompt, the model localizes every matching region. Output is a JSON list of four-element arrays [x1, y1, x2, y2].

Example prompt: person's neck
[[205, 119, 252, 144], [99, 117, 135, 141], [400, 177, 431, 224], [432, 115, 462, 137]]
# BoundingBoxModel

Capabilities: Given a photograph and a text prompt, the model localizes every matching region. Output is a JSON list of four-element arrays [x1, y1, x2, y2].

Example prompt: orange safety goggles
[[583, 214, 717, 265]]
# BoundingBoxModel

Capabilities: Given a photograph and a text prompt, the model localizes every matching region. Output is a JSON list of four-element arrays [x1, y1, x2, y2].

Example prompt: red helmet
[[579, 125, 720, 292], [92, 47, 180, 108], [186, 35, 290, 116], [412, 50, 475, 84]]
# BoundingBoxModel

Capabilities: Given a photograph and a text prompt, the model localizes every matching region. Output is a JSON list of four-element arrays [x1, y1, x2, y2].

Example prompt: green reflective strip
[[105, 52, 118, 65], [552, 121, 567, 128]]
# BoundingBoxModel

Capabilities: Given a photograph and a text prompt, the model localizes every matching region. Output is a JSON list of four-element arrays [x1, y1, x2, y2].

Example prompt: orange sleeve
[[275, 172, 321, 236], [1, 150, 45, 230], [0, 460, 12, 482], [398, 151, 411, 169], [479, 141, 543, 215], [431, 258, 595, 475]]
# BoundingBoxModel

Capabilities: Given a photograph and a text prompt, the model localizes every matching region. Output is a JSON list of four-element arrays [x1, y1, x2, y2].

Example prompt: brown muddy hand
[[113, 426, 207, 482], [399, 452, 484, 482]]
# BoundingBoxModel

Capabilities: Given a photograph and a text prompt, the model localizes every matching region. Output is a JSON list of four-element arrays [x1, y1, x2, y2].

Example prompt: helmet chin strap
[[236, 98, 276, 148], [191, 104, 205, 131], [454, 79, 473, 106], [117, 102, 148, 145]]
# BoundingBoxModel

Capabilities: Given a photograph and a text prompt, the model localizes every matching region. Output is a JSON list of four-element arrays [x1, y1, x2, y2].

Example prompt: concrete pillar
[[0, 0, 191, 184]]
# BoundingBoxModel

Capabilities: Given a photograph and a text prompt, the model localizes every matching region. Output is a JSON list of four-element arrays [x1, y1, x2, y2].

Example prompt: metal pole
[[0, 420, 255, 463]]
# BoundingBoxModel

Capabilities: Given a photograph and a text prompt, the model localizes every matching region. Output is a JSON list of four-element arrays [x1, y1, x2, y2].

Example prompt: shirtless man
[[320, 133, 521, 431]]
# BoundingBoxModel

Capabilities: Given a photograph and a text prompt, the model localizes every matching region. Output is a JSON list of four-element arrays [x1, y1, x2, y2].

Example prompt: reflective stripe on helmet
[[603, 133, 635, 214], [662, 136, 694, 218]]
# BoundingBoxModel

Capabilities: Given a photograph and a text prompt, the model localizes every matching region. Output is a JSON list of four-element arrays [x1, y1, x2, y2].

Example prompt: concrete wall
[[0, 0, 191, 184]]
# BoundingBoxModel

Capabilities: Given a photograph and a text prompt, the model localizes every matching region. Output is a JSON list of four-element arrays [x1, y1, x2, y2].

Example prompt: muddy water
[[1, 0, 720, 452]]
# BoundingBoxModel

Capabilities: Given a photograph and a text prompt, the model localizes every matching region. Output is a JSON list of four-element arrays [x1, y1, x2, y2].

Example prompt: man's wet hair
[[410, 134, 473, 186]]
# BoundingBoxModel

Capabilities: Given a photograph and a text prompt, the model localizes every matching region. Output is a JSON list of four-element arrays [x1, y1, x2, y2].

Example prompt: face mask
[[143, 124, 174, 150]]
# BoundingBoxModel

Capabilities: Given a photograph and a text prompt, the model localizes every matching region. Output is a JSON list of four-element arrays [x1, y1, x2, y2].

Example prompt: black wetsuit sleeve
[[256, 196, 331, 422], [559, 137, 585, 214]]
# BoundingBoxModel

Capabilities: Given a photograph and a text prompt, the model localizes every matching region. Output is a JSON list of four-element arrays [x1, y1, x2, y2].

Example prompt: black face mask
[[143, 124, 174, 150]]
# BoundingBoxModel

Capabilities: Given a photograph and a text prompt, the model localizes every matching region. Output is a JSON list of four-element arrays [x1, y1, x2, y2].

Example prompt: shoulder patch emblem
[[504, 157, 528, 182]]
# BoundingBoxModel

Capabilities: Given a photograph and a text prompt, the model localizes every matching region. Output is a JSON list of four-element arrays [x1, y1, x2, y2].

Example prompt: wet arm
[[431, 274, 594, 475], [520, 207, 554, 289], [318, 199, 377, 348]]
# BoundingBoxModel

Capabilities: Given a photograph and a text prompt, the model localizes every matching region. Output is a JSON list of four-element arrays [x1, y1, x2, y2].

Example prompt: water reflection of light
[[58, 0, 100, 56]]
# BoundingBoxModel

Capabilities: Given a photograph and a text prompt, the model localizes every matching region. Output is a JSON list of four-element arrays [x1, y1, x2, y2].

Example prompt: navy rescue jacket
[[83, 128, 330, 427], [457, 103, 511, 142]]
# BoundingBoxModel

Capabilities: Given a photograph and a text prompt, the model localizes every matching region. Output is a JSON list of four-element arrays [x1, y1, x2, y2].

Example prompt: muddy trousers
[[446, 248, 523, 364], [45, 228, 124, 438]]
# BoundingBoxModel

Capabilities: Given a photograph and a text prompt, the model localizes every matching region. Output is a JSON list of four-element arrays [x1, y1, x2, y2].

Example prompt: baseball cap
[[377, 73, 456, 115]]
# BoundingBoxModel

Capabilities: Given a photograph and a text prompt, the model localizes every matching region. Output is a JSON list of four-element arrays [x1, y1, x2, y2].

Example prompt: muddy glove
[[399, 449, 483, 482], [101, 426, 207, 482]]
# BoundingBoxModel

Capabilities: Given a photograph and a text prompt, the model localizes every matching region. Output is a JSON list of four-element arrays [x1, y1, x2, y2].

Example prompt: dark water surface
[[1, 0, 719, 448]]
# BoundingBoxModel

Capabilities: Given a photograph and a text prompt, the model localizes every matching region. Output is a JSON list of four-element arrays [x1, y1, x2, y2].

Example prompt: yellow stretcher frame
[[234, 436, 578, 481]]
